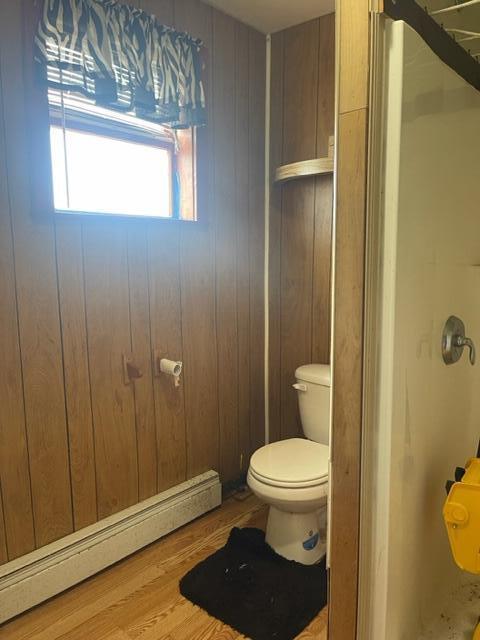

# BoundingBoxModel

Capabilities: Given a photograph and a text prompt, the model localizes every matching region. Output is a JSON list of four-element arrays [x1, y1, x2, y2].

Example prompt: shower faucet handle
[[442, 316, 476, 366], [454, 335, 476, 366]]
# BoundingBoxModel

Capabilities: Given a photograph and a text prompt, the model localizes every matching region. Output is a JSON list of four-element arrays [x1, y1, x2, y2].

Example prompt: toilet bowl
[[247, 364, 331, 565], [248, 438, 329, 564]]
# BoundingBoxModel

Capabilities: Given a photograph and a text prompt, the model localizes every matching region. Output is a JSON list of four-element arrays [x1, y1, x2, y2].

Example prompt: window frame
[[48, 94, 181, 221], [24, 0, 202, 229]]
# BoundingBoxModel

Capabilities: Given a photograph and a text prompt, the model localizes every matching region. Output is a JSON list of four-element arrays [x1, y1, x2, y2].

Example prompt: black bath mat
[[179, 527, 327, 640]]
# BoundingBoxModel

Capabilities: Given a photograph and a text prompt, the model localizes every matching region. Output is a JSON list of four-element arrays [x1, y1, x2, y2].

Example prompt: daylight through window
[[48, 90, 188, 220]]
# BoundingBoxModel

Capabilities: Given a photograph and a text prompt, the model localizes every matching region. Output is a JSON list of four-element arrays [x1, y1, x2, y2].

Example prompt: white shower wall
[[369, 20, 480, 640]]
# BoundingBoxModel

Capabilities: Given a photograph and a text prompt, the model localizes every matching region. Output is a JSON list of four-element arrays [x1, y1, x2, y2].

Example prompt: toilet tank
[[294, 364, 331, 445]]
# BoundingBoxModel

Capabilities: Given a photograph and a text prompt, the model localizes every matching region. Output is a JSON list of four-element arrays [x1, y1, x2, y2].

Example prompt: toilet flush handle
[[292, 383, 307, 392]]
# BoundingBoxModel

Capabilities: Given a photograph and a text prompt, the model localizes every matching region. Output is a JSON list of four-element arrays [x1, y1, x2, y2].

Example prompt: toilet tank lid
[[295, 364, 331, 386]]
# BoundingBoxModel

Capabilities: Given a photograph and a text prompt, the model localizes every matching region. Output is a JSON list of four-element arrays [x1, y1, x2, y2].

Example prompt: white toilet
[[247, 364, 330, 565]]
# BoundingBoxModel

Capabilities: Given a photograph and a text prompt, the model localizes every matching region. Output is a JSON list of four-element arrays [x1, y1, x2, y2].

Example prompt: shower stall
[[360, 15, 480, 640]]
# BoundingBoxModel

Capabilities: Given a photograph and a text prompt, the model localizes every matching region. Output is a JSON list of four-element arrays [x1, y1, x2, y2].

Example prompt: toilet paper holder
[[153, 350, 183, 387]]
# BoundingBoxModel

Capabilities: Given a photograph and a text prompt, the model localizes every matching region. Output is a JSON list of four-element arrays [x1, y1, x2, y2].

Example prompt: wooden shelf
[[275, 134, 335, 184], [275, 157, 334, 183]]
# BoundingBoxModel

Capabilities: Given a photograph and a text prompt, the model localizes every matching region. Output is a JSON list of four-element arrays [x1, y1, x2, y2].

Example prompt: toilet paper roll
[[160, 358, 182, 377]]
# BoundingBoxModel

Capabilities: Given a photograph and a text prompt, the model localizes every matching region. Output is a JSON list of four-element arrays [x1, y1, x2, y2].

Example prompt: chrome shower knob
[[442, 316, 476, 366], [453, 334, 476, 365]]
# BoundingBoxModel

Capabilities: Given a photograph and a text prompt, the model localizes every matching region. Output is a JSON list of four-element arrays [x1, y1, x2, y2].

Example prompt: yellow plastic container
[[444, 458, 480, 574], [444, 458, 480, 638]]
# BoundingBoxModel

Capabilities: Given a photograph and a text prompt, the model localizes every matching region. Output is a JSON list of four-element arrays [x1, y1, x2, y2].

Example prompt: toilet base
[[265, 505, 327, 565]]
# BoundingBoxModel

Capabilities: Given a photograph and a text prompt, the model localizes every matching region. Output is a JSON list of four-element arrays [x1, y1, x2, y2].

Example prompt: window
[[48, 90, 196, 220]]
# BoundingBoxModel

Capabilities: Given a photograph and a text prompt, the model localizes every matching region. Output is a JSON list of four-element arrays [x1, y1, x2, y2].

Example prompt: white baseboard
[[0, 471, 221, 623]]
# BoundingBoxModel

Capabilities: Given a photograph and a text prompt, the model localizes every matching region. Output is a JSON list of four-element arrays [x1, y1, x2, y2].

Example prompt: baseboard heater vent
[[0, 471, 221, 623]]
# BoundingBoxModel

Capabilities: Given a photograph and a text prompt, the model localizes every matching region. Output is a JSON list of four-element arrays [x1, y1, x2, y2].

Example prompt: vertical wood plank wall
[[329, 0, 370, 638], [269, 14, 335, 443], [0, 0, 265, 563]]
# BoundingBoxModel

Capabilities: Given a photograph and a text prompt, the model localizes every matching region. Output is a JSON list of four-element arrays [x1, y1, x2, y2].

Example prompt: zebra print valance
[[35, 0, 206, 128]]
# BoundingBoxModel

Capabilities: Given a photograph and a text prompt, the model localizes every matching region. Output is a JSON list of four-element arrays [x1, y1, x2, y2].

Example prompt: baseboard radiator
[[0, 471, 221, 623]]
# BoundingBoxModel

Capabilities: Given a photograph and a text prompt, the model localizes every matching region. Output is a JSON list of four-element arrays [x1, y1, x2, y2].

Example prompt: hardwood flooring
[[0, 493, 328, 640]]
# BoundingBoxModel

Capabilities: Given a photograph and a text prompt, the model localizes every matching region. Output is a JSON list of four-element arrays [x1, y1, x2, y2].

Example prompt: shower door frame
[[328, 2, 383, 639], [354, 3, 480, 637]]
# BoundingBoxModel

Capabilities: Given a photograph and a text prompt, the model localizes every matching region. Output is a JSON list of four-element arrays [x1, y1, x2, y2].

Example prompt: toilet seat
[[249, 438, 329, 489]]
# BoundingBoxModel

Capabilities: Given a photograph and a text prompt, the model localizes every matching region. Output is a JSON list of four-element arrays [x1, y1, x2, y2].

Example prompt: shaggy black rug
[[179, 527, 327, 640]]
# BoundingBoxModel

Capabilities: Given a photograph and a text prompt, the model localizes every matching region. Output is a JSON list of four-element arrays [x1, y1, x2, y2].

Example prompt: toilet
[[247, 364, 330, 565]]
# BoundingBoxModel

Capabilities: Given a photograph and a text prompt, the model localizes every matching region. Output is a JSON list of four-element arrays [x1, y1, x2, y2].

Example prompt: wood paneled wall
[[269, 14, 335, 443], [0, 0, 265, 564], [329, 0, 370, 638]]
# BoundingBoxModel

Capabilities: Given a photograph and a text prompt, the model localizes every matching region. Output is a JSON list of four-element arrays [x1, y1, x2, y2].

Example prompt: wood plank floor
[[0, 492, 328, 640]]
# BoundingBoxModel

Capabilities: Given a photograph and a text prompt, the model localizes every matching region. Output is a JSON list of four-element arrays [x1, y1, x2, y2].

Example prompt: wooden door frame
[[328, 1, 383, 639], [330, 2, 480, 637]]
